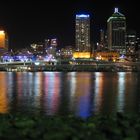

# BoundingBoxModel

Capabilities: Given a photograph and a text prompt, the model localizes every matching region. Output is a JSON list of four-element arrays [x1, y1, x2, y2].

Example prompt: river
[[0, 72, 140, 117]]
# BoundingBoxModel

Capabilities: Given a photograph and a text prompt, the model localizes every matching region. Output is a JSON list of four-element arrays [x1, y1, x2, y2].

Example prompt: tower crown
[[76, 14, 90, 18], [114, 8, 118, 13]]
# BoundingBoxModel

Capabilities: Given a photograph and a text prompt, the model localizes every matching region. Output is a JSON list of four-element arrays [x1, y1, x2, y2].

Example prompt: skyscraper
[[126, 30, 136, 55], [0, 30, 8, 49], [99, 29, 106, 50], [107, 8, 126, 54], [75, 14, 90, 52]]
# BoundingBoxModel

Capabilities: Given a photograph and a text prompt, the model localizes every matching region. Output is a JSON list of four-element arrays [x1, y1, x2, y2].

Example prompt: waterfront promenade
[[0, 60, 140, 72]]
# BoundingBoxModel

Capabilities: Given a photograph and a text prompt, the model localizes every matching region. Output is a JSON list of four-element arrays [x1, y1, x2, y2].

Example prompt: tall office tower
[[136, 37, 140, 51], [99, 29, 105, 49], [126, 30, 136, 55], [75, 14, 90, 52], [100, 29, 104, 43], [107, 8, 126, 54], [136, 37, 140, 59], [0, 30, 8, 49]]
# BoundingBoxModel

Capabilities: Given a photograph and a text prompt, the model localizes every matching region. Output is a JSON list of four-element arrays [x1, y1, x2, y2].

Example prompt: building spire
[[114, 7, 118, 13]]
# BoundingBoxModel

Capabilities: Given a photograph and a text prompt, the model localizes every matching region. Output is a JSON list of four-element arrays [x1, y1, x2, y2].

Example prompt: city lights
[[0, 6, 139, 72]]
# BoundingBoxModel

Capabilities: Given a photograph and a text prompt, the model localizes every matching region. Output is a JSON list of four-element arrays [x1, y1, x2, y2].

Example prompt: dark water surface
[[0, 72, 140, 117]]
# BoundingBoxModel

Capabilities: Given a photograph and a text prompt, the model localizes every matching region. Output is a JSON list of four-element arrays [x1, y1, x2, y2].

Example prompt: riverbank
[[0, 113, 140, 140], [1, 64, 140, 72]]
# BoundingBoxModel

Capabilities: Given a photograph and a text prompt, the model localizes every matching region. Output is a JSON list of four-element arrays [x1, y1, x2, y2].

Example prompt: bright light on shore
[[0, 31, 4, 35]]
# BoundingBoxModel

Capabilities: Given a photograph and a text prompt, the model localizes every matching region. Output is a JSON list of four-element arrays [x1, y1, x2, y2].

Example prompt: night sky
[[0, 0, 139, 50]]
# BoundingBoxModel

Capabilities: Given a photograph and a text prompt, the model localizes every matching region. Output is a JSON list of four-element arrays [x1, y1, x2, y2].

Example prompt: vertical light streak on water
[[47, 72, 55, 114], [22, 72, 32, 96], [117, 72, 126, 112], [33, 72, 43, 109], [16, 72, 31, 97], [50, 72, 61, 114], [27, 72, 39, 108], [34, 72, 42, 96], [0, 72, 8, 113], [75, 73, 91, 118], [69, 72, 76, 111], [44, 72, 49, 110], [44, 72, 60, 115], [28, 72, 33, 96], [7, 72, 14, 96], [16, 72, 23, 97], [93, 72, 103, 113]]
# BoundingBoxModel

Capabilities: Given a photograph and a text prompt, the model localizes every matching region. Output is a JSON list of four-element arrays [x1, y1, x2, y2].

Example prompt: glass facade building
[[126, 30, 136, 55], [107, 8, 126, 54], [75, 14, 90, 52]]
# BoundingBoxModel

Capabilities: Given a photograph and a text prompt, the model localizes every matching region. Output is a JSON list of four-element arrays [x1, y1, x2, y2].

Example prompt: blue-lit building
[[107, 8, 126, 54], [75, 14, 90, 52]]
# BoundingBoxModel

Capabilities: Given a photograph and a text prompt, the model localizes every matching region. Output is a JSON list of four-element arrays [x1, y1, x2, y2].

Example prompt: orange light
[[73, 52, 91, 58]]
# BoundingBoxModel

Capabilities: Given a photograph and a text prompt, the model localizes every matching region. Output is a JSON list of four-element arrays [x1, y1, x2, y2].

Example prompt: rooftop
[[107, 8, 126, 22]]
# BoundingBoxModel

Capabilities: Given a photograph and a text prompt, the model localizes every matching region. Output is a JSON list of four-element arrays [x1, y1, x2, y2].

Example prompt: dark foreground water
[[0, 72, 140, 117]]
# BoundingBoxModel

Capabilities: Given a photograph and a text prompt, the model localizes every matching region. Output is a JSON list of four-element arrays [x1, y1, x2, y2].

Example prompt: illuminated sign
[[51, 39, 57, 46], [76, 14, 90, 18]]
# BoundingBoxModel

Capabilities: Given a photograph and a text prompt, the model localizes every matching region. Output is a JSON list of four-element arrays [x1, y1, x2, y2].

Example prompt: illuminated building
[[45, 38, 57, 48], [44, 38, 57, 57], [107, 8, 126, 54], [75, 14, 90, 52], [73, 52, 91, 59], [44, 39, 50, 49], [50, 38, 57, 47], [30, 43, 44, 54], [100, 29, 105, 48], [0, 30, 8, 49], [136, 38, 140, 50], [126, 30, 136, 56], [136, 37, 140, 59], [97, 29, 106, 51], [93, 51, 119, 61], [60, 46, 73, 58]]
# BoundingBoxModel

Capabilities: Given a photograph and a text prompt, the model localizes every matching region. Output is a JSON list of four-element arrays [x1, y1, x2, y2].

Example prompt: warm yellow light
[[0, 31, 4, 35], [73, 52, 91, 58], [94, 51, 119, 61]]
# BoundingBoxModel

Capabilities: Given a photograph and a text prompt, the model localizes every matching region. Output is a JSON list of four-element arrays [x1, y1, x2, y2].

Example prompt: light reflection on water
[[0, 73, 8, 113], [117, 72, 126, 112], [94, 72, 104, 113], [0, 72, 140, 117]]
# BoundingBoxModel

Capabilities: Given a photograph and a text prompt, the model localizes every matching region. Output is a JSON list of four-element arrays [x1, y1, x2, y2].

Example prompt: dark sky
[[0, 0, 139, 50]]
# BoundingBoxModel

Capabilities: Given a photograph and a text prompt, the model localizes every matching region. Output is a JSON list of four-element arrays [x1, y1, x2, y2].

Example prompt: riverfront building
[[75, 14, 91, 52], [126, 30, 136, 55], [107, 8, 126, 55], [0, 30, 8, 49]]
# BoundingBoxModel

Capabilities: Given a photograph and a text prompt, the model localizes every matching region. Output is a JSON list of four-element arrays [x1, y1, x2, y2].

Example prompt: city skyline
[[0, 0, 139, 49]]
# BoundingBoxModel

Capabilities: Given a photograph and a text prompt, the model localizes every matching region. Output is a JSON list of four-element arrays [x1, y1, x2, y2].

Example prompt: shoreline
[[1, 65, 140, 72]]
